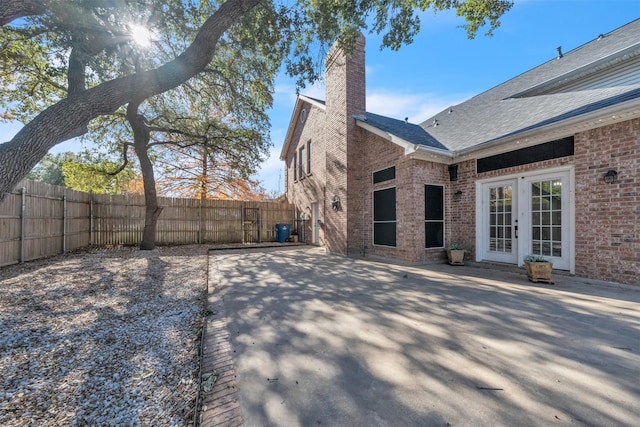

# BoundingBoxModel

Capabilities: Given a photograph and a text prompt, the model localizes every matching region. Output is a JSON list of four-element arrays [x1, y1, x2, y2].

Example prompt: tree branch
[[105, 141, 130, 176], [0, 0, 48, 26], [0, 0, 264, 197]]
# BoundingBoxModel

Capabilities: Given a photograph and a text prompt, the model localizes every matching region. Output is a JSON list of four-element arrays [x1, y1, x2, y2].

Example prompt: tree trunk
[[200, 145, 208, 200], [127, 101, 161, 250], [0, 0, 263, 199]]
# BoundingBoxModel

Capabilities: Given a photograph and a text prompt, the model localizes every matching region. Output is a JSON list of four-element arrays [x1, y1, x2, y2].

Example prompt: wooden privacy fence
[[0, 180, 296, 267]]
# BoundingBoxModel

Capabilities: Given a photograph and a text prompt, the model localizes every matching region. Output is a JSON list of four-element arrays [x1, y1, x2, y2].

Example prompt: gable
[[280, 95, 326, 161]]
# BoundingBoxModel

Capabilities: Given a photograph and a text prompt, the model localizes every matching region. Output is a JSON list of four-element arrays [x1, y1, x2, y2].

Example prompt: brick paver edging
[[197, 252, 243, 427]]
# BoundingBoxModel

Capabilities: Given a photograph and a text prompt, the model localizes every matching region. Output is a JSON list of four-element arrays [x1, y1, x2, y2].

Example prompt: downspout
[[362, 194, 366, 257]]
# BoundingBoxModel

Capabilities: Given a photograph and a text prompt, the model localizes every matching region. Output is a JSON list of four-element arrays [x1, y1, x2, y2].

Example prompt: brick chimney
[[324, 35, 366, 255]]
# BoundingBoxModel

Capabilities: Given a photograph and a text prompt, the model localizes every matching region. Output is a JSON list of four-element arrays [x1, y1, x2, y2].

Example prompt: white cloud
[[302, 81, 326, 100], [255, 145, 285, 194], [258, 145, 284, 173], [273, 79, 326, 102], [273, 82, 298, 105], [366, 90, 470, 124]]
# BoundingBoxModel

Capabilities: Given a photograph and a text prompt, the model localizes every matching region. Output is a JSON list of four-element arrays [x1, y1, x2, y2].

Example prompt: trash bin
[[275, 224, 290, 243]]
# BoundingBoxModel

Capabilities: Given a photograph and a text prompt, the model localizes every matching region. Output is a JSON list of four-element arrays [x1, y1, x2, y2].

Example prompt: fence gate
[[243, 207, 260, 243]]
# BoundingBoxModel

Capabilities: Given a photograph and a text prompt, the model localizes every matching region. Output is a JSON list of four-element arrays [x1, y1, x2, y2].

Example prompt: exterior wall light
[[603, 169, 618, 184], [331, 195, 341, 211]]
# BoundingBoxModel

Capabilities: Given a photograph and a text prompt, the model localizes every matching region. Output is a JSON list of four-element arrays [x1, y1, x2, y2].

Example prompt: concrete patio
[[199, 246, 640, 426]]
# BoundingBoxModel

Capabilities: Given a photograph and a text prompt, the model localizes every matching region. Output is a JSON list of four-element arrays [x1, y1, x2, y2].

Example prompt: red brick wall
[[324, 35, 366, 255], [444, 160, 476, 260], [284, 101, 327, 243], [289, 112, 639, 285], [358, 132, 452, 262], [285, 36, 366, 253], [401, 159, 448, 262], [360, 133, 404, 259], [284, 35, 638, 285], [574, 118, 640, 285]]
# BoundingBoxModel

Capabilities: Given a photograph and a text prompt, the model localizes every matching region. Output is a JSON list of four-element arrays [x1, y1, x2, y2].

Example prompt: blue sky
[[1, 1, 638, 196]]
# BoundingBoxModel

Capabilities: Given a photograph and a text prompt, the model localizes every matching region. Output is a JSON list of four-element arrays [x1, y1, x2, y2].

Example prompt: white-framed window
[[425, 184, 444, 248], [373, 186, 396, 247], [293, 152, 297, 182], [306, 140, 311, 175], [299, 145, 306, 179]]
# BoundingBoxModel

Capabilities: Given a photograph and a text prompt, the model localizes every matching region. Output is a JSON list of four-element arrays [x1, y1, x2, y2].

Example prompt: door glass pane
[[488, 185, 513, 253], [531, 179, 562, 257]]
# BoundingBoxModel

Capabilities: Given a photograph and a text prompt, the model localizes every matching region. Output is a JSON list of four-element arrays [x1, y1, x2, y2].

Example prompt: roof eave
[[355, 118, 454, 162], [407, 145, 456, 163]]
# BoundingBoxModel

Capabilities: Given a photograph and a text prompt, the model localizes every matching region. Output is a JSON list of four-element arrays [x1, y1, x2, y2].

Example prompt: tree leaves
[[62, 160, 137, 194]]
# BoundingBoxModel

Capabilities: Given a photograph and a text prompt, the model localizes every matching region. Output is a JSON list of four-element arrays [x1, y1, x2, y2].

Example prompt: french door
[[482, 179, 518, 264], [477, 169, 573, 271]]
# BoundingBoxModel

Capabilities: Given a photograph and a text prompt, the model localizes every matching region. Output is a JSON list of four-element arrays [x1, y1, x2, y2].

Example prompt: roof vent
[[433, 119, 439, 127], [556, 46, 563, 59], [404, 117, 408, 124], [448, 107, 453, 114], [597, 33, 605, 41]]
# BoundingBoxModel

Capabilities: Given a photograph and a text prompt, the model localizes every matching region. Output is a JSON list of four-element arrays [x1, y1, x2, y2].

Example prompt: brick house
[[280, 20, 640, 286]]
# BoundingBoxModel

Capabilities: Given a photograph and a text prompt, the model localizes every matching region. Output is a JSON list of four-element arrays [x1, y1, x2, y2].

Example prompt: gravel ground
[[0, 245, 208, 427]]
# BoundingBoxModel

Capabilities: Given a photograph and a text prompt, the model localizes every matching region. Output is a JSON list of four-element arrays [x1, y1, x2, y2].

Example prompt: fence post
[[258, 206, 262, 243], [20, 187, 26, 263], [198, 198, 202, 244], [241, 203, 245, 244], [62, 195, 67, 253], [89, 198, 94, 246]]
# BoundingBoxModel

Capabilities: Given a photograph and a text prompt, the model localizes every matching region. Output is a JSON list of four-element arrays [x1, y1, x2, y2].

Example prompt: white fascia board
[[279, 96, 327, 160], [409, 145, 456, 163], [299, 95, 327, 111], [355, 118, 454, 163], [455, 98, 640, 161], [279, 98, 303, 160]]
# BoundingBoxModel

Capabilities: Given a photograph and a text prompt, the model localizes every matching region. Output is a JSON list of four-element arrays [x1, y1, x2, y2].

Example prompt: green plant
[[524, 254, 548, 263], [447, 243, 465, 250]]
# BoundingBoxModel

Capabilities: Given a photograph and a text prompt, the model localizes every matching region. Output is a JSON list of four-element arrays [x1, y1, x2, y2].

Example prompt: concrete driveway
[[202, 246, 640, 426]]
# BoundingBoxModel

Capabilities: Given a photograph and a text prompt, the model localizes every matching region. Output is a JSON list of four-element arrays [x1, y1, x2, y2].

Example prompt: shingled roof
[[359, 113, 448, 151], [419, 18, 640, 152], [358, 18, 640, 154]]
